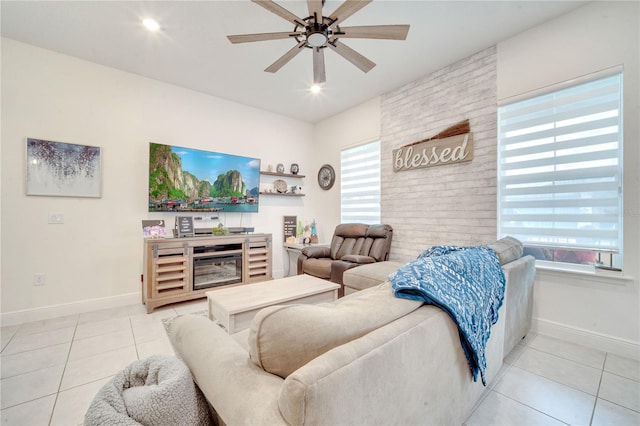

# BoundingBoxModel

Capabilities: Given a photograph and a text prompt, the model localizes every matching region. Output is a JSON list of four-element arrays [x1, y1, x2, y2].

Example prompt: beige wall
[[314, 1, 639, 354], [310, 97, 381, 240], [1, 38, 314, 322], [497, 1, 639, 352]]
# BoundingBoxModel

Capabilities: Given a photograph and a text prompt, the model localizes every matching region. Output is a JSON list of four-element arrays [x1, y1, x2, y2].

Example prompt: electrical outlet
[[34, 273, 45, 286], [48, 213, 64, 224]]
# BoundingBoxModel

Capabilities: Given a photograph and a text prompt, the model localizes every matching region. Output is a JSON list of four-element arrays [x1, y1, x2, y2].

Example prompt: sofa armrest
[[341, 254, 376, 264], [170, 315, 287, 425], [301, 246, 331, 258], [501, 255, 536, 355]]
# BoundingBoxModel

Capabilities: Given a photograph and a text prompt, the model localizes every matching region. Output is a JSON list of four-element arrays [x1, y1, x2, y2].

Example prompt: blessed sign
[[393, 133, 473, 172]]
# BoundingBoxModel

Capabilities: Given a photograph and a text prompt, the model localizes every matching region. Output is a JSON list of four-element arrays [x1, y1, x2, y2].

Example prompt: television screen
[[148, 142, 261, 213]]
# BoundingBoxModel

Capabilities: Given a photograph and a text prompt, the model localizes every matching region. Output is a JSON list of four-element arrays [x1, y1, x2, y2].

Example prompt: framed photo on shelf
[[26, 138, 102, 198]]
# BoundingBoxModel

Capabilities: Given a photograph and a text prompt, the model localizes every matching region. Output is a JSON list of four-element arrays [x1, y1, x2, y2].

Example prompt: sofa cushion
[[343, 261, 404, 291], [248, 282, 423, 378], [488, 237, 523, 265]]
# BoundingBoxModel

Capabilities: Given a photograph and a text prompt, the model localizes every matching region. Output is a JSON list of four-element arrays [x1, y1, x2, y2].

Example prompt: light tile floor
[[1, 299, 638, 426]]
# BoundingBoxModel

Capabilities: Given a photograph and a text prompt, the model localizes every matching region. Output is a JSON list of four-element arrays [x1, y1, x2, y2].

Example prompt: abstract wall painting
[[26, 138, 102, 198]]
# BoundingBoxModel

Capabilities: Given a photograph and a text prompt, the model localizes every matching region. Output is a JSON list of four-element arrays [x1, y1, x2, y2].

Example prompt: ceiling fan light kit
[[227, 0, 409, 84]]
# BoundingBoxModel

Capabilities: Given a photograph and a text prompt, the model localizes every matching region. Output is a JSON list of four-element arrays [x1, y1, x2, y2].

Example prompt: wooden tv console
[[142, 233, 272, 313]]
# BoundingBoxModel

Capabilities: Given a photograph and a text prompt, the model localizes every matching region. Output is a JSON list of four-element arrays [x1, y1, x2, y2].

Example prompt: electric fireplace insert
[[192, 244, 242, 290]]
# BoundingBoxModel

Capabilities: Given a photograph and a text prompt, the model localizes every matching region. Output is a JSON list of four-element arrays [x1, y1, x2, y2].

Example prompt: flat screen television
[[148, 142, 261, 213]]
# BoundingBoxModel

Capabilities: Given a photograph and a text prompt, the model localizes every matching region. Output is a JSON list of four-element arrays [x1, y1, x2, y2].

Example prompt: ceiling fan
[[227, 0, 410, 84]]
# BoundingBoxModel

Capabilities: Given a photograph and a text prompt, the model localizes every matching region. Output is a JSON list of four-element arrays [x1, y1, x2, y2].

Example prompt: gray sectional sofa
[[170, 237, 535, 425]]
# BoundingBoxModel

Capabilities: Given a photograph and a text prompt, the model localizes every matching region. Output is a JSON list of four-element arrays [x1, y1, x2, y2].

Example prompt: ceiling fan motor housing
[[305, 21, 329, 47]]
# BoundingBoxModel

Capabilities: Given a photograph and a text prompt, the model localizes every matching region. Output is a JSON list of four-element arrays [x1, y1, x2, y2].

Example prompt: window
[[497, 71, 623, 270], [341, 141, 381, 224]]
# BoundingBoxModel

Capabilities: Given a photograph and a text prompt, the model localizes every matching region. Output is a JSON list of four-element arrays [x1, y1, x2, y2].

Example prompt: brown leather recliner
[[297, 223, 393, 296]]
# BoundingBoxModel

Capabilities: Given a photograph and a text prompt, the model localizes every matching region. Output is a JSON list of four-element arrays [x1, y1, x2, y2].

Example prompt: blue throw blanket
[[389, 245, 505, 385]]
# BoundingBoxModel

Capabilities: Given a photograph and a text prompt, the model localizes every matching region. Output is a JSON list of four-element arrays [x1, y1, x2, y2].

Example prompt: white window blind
[[497, 72, 623, 258], [341, 141, 381, 224]]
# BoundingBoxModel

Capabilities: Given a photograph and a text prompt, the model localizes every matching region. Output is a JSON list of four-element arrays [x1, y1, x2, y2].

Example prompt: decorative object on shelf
[[267, 164, 273, 172], [175, 216, 194, 238], [273, 179, 288, 193], [310, 219, 318, 244], [26, 138, 102, 198], [285, 235, 297, 244], [212, 223, 228, 236], [297, 220, 303, 239], [302, 221, 312, 244], [142, 220, 166, 238], [290, 163, 299, 175], [276, 163, 285, 174], [283, 215, 297, 242], [317, 164, 335, 190]]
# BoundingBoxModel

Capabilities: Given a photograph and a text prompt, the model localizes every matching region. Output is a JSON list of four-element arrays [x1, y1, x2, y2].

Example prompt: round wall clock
[[317, 164, 335, 190]]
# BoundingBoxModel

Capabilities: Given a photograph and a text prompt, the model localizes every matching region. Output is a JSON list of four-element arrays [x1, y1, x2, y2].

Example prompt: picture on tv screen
[[148, 142, 261, 213]]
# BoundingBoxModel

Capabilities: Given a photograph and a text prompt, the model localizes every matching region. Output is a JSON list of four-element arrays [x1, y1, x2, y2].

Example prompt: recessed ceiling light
[[142, 18, 160, 32], [310, 84, 322, 95]]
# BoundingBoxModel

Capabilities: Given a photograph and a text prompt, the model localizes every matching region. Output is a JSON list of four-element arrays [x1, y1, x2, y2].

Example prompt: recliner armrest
[[330, 260, 366, 286], [302, 246, 331, 259], [340, 255, 376, 264]]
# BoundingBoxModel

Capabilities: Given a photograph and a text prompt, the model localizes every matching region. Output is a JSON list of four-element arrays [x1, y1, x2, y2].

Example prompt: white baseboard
[[0, 292, 142, 327], [532, 317, 640, 361]]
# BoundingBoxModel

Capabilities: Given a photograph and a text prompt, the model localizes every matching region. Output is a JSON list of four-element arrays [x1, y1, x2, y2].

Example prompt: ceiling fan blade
[[265, 41, 307, 73], [313, 47, 326, 83], [307, 0, 323, 23], [335, 25, 410, 40], [251, 0, 307, 27], [227, 31, 303, 44], [328, 41, 375, 73], [329, 0, 372, 25]]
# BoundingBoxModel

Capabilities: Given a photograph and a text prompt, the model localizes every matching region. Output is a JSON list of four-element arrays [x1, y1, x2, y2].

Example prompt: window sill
[[535, 261, 636, 286]]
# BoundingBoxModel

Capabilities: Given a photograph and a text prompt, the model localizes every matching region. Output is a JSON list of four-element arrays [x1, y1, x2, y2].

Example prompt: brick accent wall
[[381, 47, 497, 262]]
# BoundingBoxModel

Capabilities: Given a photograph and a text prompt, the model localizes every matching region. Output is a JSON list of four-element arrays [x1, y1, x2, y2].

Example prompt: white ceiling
[[1, 1, 587, 123]]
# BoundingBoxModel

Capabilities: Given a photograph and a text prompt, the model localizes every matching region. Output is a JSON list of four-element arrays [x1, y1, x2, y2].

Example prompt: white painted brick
[[381, 46, 497, 258]]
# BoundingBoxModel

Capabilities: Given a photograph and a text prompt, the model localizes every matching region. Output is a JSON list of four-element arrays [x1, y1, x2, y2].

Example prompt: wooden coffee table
[[206, 274, 340, 334]]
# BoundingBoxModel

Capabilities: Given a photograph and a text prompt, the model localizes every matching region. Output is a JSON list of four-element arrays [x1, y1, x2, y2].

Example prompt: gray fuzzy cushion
[[84, 355, 212, 426]]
